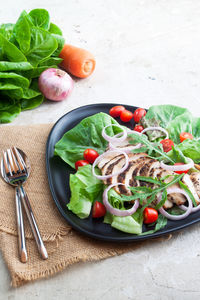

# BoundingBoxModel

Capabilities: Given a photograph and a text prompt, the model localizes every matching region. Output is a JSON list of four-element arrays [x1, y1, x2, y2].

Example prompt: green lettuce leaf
[[54, 112, 122, 168], [67, 164, 103, 219]]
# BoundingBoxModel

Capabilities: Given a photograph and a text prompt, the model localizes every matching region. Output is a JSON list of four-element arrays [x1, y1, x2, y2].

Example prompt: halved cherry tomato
[[174, 163, 189, 174], [133, 108, 146, 123], [133, 125, 144, 133], [143, 207, 158, 224], [180, 132, 193, 143], [109, 105, 125, 118], [120, 109, 133, 122], [75, 160, 90, 170], [92, 201, 106, 218], [160, 139, 174, 152], [83, 148, 99, 164]]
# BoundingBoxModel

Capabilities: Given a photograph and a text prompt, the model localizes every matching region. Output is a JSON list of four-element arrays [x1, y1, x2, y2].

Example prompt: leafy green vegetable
[[128, 132, 175, 163], [68, 164, 103, 219], [179, 181, 197, 207], [49, 23, 63, 35], [13, 11, 31, 54], [106, 214, 143, 234], [144, 105, 189, 129], [26, 27, 58, 66], [142, 104, 200, 163], [0, 61, 33, 71], [0, 23, 14, 40], [120, 174, 184, 210], [168, 139, 200, 163], [29, 9, 50, 30], [140, 215, 167, 235], [54, 112, 122, 168], [0, 8, 65, 122]]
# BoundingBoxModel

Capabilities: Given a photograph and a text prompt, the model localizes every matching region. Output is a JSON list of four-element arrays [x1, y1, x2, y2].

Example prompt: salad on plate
[[54, 104, 200, 236]]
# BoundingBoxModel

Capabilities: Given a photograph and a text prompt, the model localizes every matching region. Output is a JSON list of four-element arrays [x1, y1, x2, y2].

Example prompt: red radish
[[38, 68, 74, 101]]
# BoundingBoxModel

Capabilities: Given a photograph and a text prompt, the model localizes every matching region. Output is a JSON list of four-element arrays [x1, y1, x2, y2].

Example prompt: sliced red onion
[[141, 126, 169, 139], [92, 149, 129, 180], [109, 132, 142, 153], [160, 158, 194, 172], [102, 124, 127, 143], [180, 203, 200, 213], [158, 187, 193, 220], [103, 183, 139, 216]]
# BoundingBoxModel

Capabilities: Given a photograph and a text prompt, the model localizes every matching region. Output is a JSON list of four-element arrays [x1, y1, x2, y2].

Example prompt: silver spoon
[[1, 148, 28, 263], [1, 147, 48, 260]]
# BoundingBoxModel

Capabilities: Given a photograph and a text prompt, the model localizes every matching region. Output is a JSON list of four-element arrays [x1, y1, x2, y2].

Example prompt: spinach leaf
[[29, 9, 50, 30], [51, 34, 65, 56], [39, 57, 62, 66], [0, 33, 27, 62], [0, 8, 65, 123], [49, 23, 63, 35], [0, 83, 23, 100], [0, 23, 14, 40], [26, 27, 58, 66], [0, 61, 33, 71], [13, 10, 31, 54], [0, 72, 29, 88], [20, 94, 44, 111], [0, 97, 21, 123]]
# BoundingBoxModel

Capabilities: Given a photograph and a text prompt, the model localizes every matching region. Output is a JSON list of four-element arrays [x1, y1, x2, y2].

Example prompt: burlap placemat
[[0, 123, 168, 287]]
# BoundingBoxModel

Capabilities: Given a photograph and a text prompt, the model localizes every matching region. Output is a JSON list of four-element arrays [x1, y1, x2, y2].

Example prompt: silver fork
[[1, 149, 27, 263], [2, 147, 48, 260]]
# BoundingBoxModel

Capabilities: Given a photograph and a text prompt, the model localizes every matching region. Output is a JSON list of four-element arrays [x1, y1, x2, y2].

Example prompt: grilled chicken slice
[[190, 172, 200, 199], [104, 153, 148, 192], [98, 150, 200, 210], [117, 156, 153, 195]]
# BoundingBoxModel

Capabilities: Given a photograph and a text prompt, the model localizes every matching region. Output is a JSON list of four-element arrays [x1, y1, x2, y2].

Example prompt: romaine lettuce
[[67, 164, 103, 219]]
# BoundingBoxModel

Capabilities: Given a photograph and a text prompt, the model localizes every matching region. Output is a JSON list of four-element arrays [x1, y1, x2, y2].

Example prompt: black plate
[[46, 103, 200, 242]]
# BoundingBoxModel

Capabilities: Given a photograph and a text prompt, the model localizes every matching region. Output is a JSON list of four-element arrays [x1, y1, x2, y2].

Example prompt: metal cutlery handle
[[15, 187, 27, 263], [19, 186, 48, 260]]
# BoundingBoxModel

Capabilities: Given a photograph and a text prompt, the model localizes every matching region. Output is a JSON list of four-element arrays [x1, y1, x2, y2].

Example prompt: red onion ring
[[103, 183, 139, 216], [160, 158, 194, 172], [180, 203, 200, 213], [102, 124, 127, 143], [158, 188, 193, 220], [92, 149, 129, 180], [109, 132, 142, 153], [141, 126, 169, 139]]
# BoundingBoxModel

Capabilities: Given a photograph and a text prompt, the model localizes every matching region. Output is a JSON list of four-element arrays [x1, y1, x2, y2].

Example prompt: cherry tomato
[[133, 125, 144, 133], [143, 207, 158, 224], [133, 108, 147, 123], [174, 163, 189, 174], [180, 132, 193, 143], [92, 201, 106, 218], [120, 109, 133, 122], [109, 105, 125, 118], [83, 148, 99, 164], [75, 160, 90, 170], [160, 139, 174, 152]]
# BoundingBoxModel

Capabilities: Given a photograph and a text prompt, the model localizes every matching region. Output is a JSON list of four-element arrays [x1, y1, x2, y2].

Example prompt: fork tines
[[3, 147, 25, 175]]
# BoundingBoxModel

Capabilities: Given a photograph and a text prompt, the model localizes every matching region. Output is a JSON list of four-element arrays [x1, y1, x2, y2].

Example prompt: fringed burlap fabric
[[0, 124, 169, 287]]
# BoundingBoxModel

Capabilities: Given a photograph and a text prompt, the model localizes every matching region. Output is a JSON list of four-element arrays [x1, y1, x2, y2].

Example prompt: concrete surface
[[1, 0, 200, 299]]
